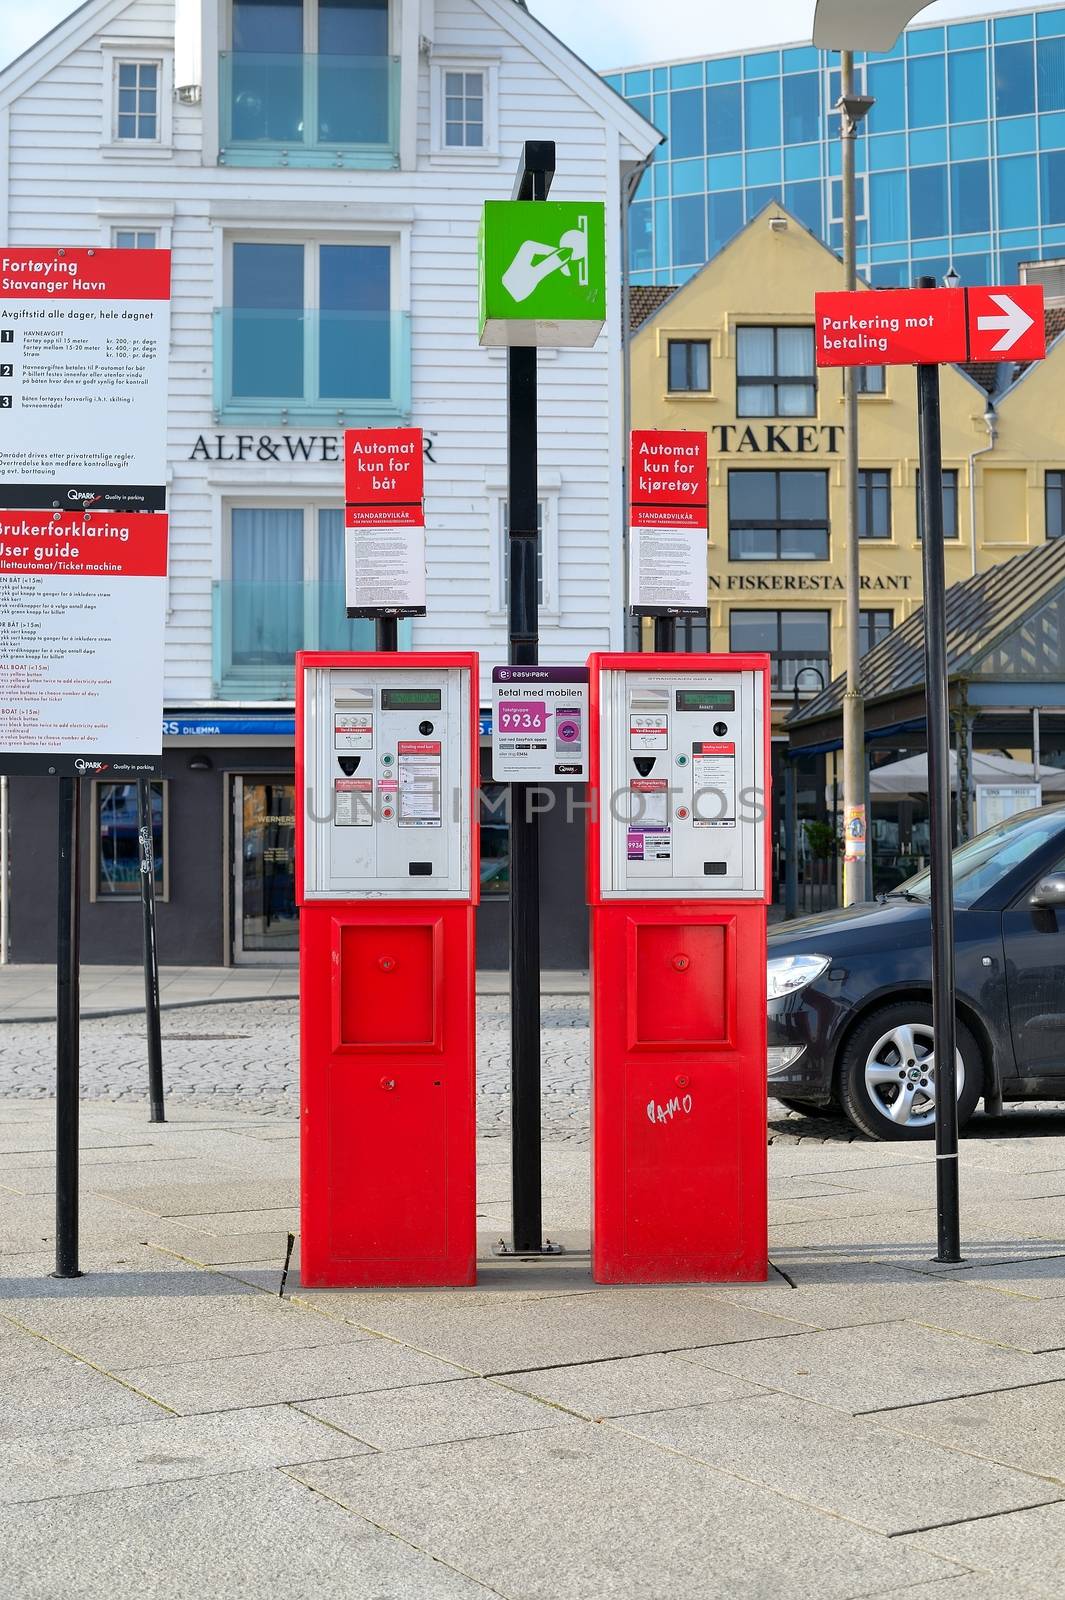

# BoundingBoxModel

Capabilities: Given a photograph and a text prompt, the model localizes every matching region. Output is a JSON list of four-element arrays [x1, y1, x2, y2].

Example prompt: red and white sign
[[0, 511, 168, 775], [344, 427, 424, 507], [816, 284, 1046, 368], [629, 429, 709, 618], [0, 248, 171, 510], [343, 427, 426, 618]]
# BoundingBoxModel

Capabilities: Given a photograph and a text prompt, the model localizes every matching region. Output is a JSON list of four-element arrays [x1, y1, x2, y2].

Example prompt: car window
[[896, 811, 1065, 909]]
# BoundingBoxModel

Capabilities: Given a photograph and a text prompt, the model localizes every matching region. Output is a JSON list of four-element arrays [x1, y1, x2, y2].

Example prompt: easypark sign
[[815, 284, 1046, 368]]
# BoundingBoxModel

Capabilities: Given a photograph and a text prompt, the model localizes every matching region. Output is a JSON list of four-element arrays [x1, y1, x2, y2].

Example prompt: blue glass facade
[[606, 5, 1065, 287]]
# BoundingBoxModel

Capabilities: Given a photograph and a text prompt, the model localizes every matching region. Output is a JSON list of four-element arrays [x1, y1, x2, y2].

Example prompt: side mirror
[[1030, 877, 1065, 909]]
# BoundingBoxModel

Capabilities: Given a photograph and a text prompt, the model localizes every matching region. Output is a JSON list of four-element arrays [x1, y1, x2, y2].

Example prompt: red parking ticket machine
[[587, 653, 771, 1284], [296, 652, 480, 1288]]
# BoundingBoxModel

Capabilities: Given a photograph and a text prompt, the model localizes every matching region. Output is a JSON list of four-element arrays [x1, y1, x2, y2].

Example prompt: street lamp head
[[813, 1, 939, 51], [944, 266, 961, 289], [837, 93, 875, 127]]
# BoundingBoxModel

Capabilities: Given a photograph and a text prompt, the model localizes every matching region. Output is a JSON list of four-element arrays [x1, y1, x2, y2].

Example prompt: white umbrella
[[868, 752, 1065, 798]]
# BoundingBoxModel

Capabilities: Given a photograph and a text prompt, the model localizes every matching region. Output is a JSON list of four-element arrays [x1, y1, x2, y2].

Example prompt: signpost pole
[[507, 140, 554, 1254], [54, 776, 82, 1279], [137, 778, 165, 1124], [915, 281, 962, 1262], [376, 618, 399, 652], [653, 616, 676, 653]]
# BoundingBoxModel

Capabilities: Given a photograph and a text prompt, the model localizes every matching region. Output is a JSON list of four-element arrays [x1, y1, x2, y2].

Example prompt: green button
[[382, 753, 394, 765], [676, 754, 689, 767]]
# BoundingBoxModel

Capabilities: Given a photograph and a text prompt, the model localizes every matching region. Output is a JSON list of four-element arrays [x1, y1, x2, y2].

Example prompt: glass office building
[[605, 5, 1065, 288]]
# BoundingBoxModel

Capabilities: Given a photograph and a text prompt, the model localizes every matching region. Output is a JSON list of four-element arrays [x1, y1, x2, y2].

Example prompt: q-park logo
[[66, 490, 99, 504], [74, 758, 109, 774]]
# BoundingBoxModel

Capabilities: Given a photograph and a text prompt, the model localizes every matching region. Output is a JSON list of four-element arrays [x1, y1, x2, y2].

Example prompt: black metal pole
[[784, 758, 798, 920], [54, 776, 82, 1279], [376, 617, 399, 652], [916, 326, 962, 1264], [653, 616, 676, 652], [508, 140, 554, 1254], [137, 778, 165, 1124]]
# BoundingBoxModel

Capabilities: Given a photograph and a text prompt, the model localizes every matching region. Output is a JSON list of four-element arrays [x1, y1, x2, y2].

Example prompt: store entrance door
[[233, 775, 298, 965]]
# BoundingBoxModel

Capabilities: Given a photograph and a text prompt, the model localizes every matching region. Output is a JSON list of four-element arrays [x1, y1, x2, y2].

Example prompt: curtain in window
[[317, 509, 373, 649], [776, 328, 812, 377], [231, 508, 303, 665], [737, 326, 774, 376]]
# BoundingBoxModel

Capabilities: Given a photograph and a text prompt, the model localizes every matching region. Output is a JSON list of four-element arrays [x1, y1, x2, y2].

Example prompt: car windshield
[[892, 809, 1065, 909]]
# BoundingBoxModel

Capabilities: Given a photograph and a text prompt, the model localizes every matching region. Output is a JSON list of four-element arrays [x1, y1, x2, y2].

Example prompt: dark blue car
[[767, 805, 1065, 1140]]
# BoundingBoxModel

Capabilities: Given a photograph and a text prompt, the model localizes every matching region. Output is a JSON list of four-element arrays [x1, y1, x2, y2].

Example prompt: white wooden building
[[0, 0, 658, 966]]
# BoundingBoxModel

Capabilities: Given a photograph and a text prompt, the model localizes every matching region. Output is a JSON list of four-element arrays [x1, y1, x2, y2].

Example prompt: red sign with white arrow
[[815, 284, 1045, 368]]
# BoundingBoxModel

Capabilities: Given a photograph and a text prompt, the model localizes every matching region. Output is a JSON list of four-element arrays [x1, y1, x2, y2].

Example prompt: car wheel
[[773, 1097, 841, 1119], [837, 1002, 982, 1142]]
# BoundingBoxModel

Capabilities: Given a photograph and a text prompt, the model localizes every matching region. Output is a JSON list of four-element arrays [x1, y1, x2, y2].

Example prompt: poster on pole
[[628, 429, 709, 617], [0, 248, 171, 510], [344, 427, 427, 618], [0, 247, 171, 775], [491, 665, 589, 782]]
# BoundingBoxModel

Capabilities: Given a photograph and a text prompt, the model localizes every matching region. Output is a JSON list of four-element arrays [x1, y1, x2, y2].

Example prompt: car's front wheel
[[837, 1002, 982, 1142]]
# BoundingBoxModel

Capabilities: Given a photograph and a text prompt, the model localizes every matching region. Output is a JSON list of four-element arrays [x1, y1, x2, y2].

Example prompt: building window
[[916, 468, 960, 539], [728, 469, 829, 561], [113, 229, 158, 249], [667, 340, 711, 393], [480, 760, 510, 897], [858, 470, 892, 540], [444, 70, 485, 147], [674, 614, 710, 651], [860, 609, 893, 656], [93, 781, 167, 901], [829, 174, 867, 224], [1047, 471, 1065, 539], [219, 504, 374, 695], [115, 61, 160, 141], [736, 326, 816, 417], [857, 366, 886, 395], [221, 238, 405, 421], [729, 609, 831, 695]]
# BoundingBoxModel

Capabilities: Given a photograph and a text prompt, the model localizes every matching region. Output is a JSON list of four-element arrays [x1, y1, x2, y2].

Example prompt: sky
[[0, 0, 1047, 74]]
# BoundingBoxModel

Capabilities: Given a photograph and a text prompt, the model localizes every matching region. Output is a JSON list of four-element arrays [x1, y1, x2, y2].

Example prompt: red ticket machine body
[[296, 651, 480, 1288], [587, 652, 771, 1285]]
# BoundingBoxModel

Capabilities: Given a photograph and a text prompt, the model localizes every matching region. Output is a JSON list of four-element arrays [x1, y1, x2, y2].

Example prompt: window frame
[[1047, 470, 1065, 539], [90, 778, 169, 903], [667, 338, 711, 394], [858, 468, 893, 540], [113, 227, 160, 250], [728, 468, 830, 562], [915, 467, 961, 540], [736, 324, 817, 418], [857, 365, 886, 395], [101, 44, 173, 154], [859, 607, 894, 657], [728, 607, 832, 694], [430, 54, 501, 159]]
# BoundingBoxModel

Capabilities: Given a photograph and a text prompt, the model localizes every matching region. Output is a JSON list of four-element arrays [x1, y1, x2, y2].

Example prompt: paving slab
[[0, 1468, 497, 1599], [609, 1390, 1057, 1536], [948, 1253, 1065, 1300], [288, 1422, 954, 1600], [867, 1580, 1052, 1600], [698, 1261, 993, 1332], [118, 1336, 468, 1413], [316, 1287, 818, 1375], [875, 1378, 1065, 1480], [0, 1319, 60, 1379], [681, 1321, 1065, 1413], [99, 1178, 299, 1217], [900, 1498, 1065, 1597], [145, 1223, 292, 1265], [0, 1358, 164, 1438], [0, 1405, 367, 1505], [496, 1353, 767, 1419], [300, 1376, 566, 1450]]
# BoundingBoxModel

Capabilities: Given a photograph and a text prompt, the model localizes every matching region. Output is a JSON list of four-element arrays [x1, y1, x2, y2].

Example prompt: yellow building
[[630, 203, 1065, 724]]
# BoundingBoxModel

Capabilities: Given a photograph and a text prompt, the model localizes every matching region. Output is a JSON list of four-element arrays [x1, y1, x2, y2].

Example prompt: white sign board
[[0, 510, 168, 775], [344, 506, 427, 618], [0, 248, 171, 510], [976, 783, 1042, 833], [629, 509, 709, 617], [491, 666, 589, 782]]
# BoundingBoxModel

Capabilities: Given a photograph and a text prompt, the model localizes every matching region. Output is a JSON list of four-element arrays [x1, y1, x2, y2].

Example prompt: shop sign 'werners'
[[629, 429, 709, 618], [815, 284, 1046, 368], [0, 248, 171, 775], [478, 201, 606, 348], [343, 427, 427, 619]]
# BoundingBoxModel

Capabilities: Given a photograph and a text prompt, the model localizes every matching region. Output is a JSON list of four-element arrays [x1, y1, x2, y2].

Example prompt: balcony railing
[[213, 579, 411, 699], [213, 308, 411, 426], [219, 51, 399, 168]]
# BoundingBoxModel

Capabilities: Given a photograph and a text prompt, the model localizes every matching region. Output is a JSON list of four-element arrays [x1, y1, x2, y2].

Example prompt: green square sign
[[479, 200, 607, 349]]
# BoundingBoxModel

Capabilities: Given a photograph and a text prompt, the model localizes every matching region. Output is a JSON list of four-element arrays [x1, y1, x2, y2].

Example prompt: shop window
[[860, 609, 893, 656], [736, 326, 816, 417], [1047, 471, 1065, 538], [729, 608, 830, 693], [857, 366, 886, 395], [916, 469, 960, 539], [93, 781, 167, 901], [858, 470, 892, 539], [728, 469, 829, 561], [668, 340, 711, 393]]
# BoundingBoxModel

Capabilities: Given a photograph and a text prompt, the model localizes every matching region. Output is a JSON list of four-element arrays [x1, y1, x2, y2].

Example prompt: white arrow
[[977, 292, 1035, 353]]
